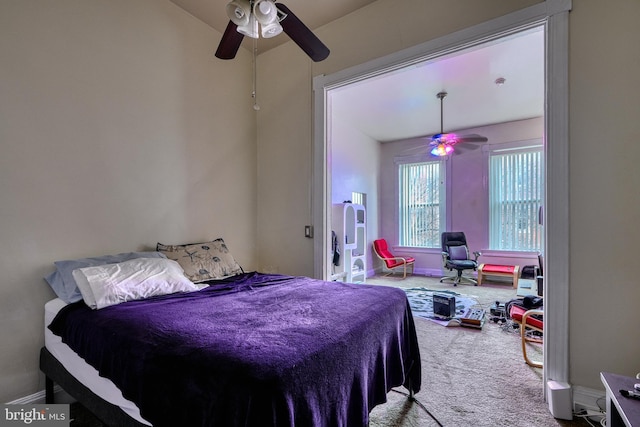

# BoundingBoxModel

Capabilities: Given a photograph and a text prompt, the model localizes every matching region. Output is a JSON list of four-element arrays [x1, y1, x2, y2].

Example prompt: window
[[398, 160, 445, 247], [489, 147, 543, 251], [351, 191, 366, 207]]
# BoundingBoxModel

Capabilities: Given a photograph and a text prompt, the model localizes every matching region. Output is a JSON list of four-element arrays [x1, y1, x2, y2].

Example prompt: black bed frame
[[39, 347, 147, 427]]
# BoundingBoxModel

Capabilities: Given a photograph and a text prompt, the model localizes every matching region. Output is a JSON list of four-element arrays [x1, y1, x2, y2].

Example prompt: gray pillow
[[44, 251, 167, 304]]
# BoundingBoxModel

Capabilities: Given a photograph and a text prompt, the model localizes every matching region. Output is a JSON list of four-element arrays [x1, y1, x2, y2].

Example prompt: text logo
[[1, 405, 69, 426]]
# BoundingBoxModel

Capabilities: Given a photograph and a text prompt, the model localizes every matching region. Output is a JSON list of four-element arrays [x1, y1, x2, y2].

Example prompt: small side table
[[600, 372, 640, 427], [477, 264, 519, 288]]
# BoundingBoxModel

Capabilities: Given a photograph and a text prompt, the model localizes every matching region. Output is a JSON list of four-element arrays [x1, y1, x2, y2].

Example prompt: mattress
[[44, 298, 151, 426]]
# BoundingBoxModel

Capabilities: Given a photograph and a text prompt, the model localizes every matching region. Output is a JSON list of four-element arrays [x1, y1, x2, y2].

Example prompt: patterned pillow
[[156, 238, 243, 282]]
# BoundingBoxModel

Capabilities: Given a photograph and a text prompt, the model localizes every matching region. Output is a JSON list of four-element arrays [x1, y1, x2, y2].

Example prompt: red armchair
[[373, 239, 415, 279]]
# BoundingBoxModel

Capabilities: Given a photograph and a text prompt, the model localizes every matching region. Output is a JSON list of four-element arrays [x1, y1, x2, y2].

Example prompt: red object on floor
[[482, 264, 515, 274], [509, 304, 543, 330], [477, 263, 520, 288], [509, 303, 544, 368]]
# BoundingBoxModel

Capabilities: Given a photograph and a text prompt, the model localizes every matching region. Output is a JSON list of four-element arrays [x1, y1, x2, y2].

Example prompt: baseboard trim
[[368, 267, 471, 280], [415, 268, 440, 277], [368, 267, 444, 279], [6, 386, 64, 404], [572, 384, 606, 412]]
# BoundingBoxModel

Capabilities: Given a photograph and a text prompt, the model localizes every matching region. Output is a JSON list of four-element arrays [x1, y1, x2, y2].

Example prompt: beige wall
[[254, 43, 315, 275], [0, 0, 257, 401], [568, 0, 640, 388], [257, 0, 640, 394]]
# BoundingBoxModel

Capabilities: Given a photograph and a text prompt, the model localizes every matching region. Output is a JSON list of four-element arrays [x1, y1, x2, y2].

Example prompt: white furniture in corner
[[332, 203, 366, 283]]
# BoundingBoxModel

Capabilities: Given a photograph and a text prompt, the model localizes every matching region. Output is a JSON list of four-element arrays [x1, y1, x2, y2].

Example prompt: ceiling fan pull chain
[[252, 38, 260, 111]]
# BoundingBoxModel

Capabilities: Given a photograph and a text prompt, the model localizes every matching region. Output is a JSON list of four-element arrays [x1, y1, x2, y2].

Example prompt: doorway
[[313, 2, 570, 392], [328, 27, 544, 279]]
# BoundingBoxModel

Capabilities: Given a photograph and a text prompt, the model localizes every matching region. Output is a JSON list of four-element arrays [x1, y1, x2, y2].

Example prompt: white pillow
[[72, 268, 98, 309], [72, 258, 201, 310]]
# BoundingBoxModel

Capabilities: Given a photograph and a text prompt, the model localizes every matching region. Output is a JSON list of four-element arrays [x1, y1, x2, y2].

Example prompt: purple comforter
[[49, 272, 421, 427]]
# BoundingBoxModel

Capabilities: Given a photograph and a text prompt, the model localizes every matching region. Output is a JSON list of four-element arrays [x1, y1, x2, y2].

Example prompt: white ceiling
[[169, 1, 544, 142], [330, 27, 544, 142]]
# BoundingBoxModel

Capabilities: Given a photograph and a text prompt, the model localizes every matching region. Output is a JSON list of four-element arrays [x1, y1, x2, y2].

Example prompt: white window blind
[[489, 149, 543, 251], [351, 191, 366, 207], [398, 160, 444, 247]]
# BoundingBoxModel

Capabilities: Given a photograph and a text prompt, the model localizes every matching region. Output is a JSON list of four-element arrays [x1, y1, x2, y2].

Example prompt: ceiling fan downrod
[[436, 91, 447, 135]]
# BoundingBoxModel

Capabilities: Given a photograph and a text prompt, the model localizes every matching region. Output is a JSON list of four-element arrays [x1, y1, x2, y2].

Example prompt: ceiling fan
[[429, 91, 488, 156], [215, 0, 330, 62]]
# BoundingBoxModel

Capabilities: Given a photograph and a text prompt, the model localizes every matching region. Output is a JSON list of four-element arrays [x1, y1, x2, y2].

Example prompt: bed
[[40, 245, 421, 427]]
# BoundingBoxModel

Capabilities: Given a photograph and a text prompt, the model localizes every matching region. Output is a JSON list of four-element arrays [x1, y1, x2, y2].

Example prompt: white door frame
[[313, 0, 571, 387]]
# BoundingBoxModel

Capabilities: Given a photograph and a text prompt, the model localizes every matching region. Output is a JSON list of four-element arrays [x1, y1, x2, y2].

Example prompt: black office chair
[[440, 232, 481, 286]]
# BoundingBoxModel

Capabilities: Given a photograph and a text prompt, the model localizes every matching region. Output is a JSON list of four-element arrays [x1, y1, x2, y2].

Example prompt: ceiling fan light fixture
[[215, 1, 330, 62], [254, 0, 277, 23], [431, 143, 454, 157], [226, 0, 251, 26], [237, 13, 259, 38], [253, 1, 282, 38], [433, 133, 458, 144], [261, 21, 283, 38]]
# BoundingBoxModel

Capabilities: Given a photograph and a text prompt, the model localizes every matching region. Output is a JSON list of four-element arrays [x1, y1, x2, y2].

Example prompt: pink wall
[[378, 118, 543, 276]]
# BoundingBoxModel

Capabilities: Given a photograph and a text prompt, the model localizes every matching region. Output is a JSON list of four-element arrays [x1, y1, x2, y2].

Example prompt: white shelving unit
[[331, 203, 366, 283]]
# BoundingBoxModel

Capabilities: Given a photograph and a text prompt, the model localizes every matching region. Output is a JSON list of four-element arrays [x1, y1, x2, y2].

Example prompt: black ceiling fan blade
[[454, 143, 481, 153], [453, 146, 464, 155], [215, 21, 244, 60], [276, 3, 330, 62], [457, 134, 488, 143]]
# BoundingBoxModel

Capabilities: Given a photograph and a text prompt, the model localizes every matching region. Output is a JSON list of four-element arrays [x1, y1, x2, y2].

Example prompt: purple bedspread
[[49, 272, 421, 427]]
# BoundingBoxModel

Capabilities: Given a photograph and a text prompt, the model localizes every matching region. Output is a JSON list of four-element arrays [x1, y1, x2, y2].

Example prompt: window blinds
[[398, 161, 443, 247], [489, 150, 543, 251]]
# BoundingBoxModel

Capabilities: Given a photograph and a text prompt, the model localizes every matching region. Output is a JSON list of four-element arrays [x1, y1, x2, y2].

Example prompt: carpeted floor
[[367, 273, 598, 427], [402, 287, 479, 326]]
